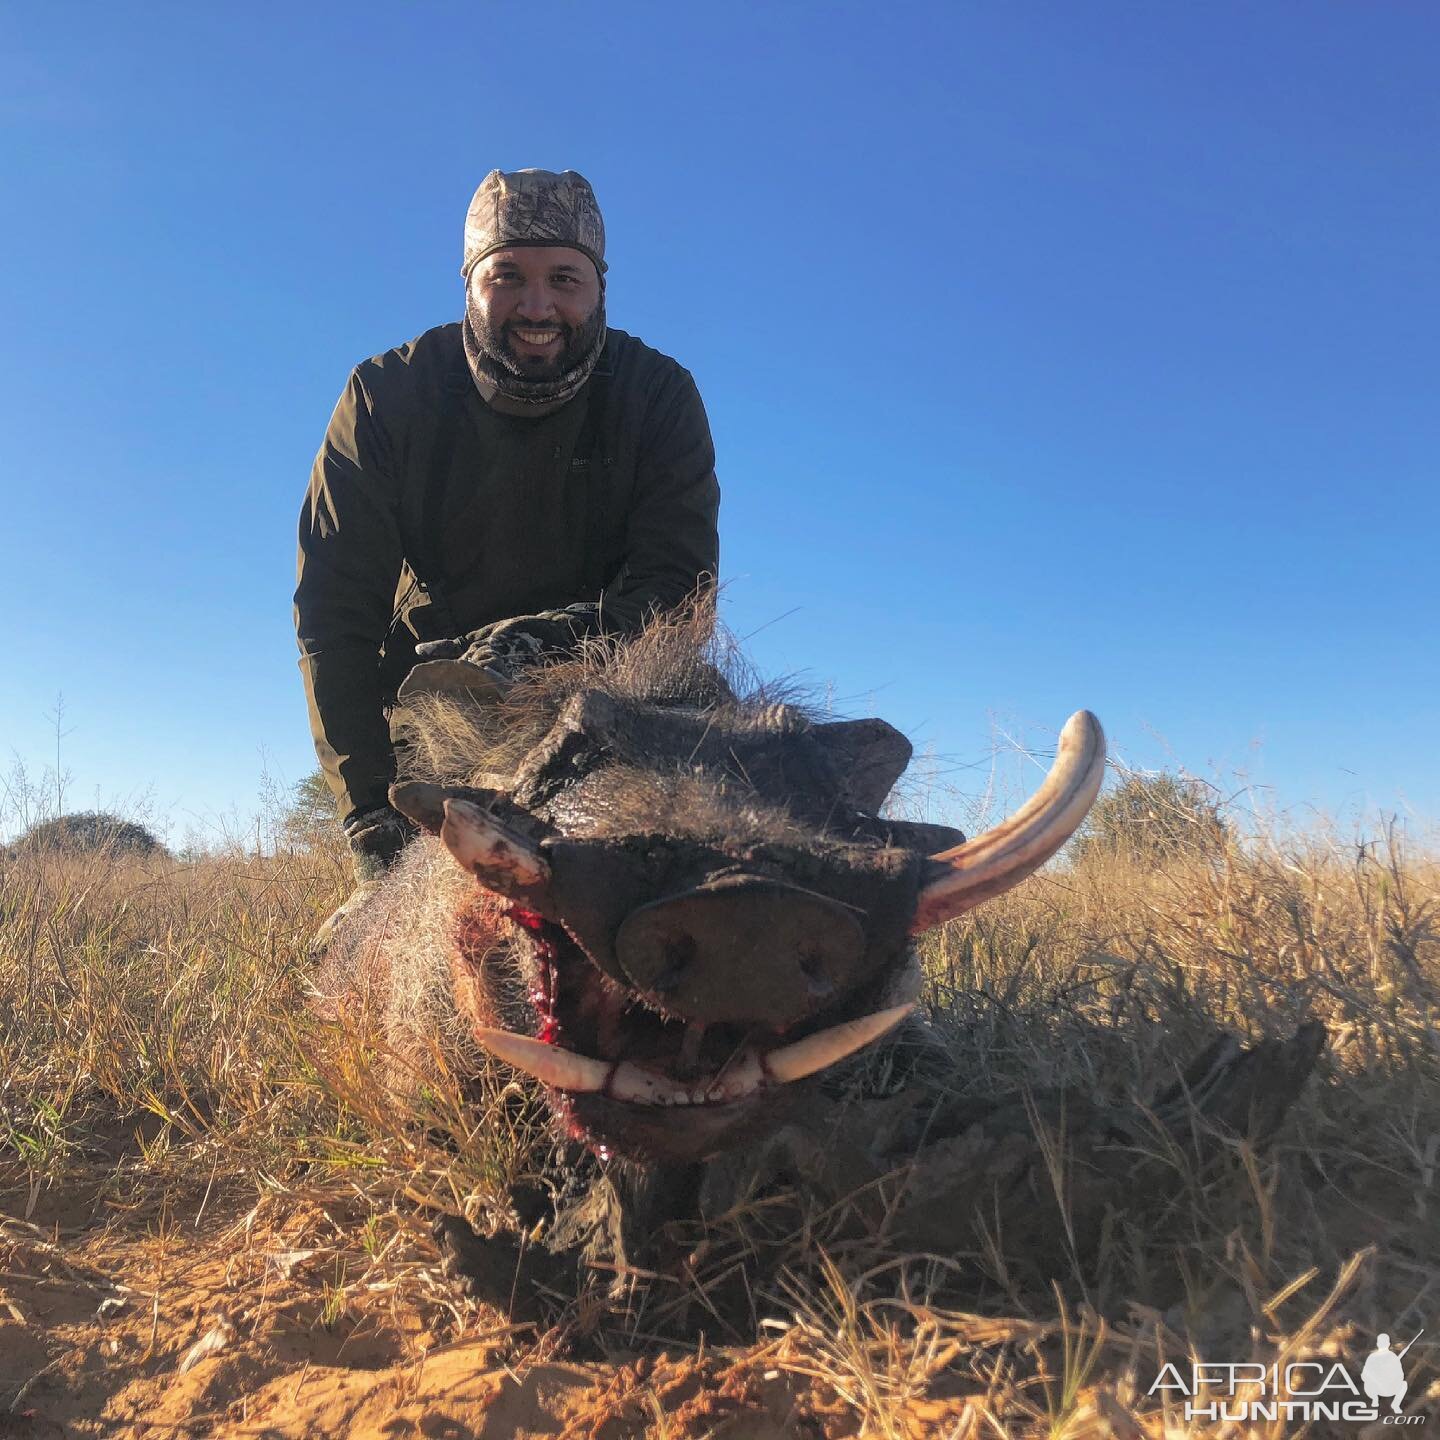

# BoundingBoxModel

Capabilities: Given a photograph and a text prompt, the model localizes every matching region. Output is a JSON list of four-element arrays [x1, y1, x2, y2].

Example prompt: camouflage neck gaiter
[[461, 292, 607, 410], [459, 168, 609, 411]]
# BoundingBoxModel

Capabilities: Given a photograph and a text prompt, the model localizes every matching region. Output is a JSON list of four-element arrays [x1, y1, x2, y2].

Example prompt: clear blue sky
[[2, 2, 1437, 844]]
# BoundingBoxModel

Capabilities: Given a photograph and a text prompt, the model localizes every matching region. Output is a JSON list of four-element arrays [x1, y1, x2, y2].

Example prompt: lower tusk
[[475, 1004, 913, 1104], [473, 1027, 608, 1092], [474, 1029, 744, 1106], [762, 1004, 913, 1083]]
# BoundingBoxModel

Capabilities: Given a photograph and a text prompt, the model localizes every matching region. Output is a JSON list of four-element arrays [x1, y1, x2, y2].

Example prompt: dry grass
[[1, 812, 1437, 1435]]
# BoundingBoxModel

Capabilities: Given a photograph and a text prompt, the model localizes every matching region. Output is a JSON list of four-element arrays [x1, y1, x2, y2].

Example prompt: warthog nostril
[[652, 936, 697, 994], [799, 949, 836, 1002]]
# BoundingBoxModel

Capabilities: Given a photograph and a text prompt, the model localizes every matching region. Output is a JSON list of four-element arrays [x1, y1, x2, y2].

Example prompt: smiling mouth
[[511, 328, 562, 347]]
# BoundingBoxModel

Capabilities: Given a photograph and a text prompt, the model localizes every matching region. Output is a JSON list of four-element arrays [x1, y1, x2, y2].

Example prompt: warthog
[[317, 617, 1322, 1321]]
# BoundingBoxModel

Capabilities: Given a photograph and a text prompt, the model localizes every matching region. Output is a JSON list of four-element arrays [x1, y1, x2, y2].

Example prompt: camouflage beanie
[[462, 168, 607, 279], [461, 169, 608, 409]]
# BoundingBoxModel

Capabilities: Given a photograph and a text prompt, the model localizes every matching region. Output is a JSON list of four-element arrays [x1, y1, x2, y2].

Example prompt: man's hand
[[344, 803, 417, 884], [401, 605, 603, 701], [308, 805, 417, 960], [414, 603, 602, 667]]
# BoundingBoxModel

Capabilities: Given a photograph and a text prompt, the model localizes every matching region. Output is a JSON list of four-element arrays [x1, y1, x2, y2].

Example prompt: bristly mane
[[391, 604, 818, 798]]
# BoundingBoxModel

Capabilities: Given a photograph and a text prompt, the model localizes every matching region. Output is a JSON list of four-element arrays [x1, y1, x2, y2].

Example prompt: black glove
[[343, 804, 417, 884]]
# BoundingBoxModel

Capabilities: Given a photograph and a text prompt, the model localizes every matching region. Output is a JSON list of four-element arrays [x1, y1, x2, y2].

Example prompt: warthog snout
[[615, 876, 866, 1027]]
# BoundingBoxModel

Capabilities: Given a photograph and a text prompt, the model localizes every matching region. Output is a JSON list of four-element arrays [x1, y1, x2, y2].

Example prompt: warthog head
[[387, 622, 1104, 1164]]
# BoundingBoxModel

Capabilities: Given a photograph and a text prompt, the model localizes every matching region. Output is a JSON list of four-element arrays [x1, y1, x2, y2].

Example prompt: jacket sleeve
[[294, 369, 405, 824], [599, 367, 720, 632]]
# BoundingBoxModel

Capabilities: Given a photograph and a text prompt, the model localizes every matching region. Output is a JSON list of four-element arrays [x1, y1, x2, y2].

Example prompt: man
[[1361, 1334, 1409, 1415], [295, 168, 719, 895]]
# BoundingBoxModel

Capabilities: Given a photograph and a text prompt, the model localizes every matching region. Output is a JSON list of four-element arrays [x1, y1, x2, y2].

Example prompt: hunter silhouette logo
[[1149, 1327, 1426, 1425], [1364, 1332, 1421, 1415]]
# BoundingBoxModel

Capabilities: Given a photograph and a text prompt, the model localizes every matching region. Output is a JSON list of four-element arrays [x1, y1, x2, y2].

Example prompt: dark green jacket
[[295, 323, 719, 823]]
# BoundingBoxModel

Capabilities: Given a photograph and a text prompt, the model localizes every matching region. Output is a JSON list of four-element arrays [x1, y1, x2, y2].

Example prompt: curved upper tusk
[[910, 710, 1106, 934]]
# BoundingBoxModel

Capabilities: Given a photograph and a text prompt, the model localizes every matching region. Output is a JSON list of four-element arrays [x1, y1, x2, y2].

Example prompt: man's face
[[468, 245, 602, 378]]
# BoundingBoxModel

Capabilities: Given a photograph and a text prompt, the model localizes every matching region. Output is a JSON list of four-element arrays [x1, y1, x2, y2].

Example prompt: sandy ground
[[6, 1176, 1436, 1438], [0, 1185, 985, 1439]]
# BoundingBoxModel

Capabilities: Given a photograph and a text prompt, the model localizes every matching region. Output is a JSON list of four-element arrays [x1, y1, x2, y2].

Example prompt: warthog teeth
[[607, 1063, 699, 1106], [702, 1050, 766, 1103], [761, 1004, 914, 1083], [472, 1004, 914, 1105]]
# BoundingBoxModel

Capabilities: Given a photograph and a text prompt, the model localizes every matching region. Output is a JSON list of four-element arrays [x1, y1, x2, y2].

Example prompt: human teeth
[[515, 330, 559, 343], [762, 1005, 913, 1083]]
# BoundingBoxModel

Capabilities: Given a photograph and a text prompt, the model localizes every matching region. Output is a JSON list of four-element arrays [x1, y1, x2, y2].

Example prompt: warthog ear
[[396, 660, 511, 704], [390, 781, 452, 835], [391, 781, 509, 836], [855, 817, 968, 853], [810, 719, 913, 813]]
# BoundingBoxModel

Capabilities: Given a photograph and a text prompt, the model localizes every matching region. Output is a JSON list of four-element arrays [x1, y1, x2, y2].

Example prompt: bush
[[1072, 769, 1229, 865], [273, 767, 343, 854], [15, 810, 165, 858]]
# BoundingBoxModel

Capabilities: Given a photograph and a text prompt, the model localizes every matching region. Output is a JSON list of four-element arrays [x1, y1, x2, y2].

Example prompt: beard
[[462, 300, 607, 407]]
